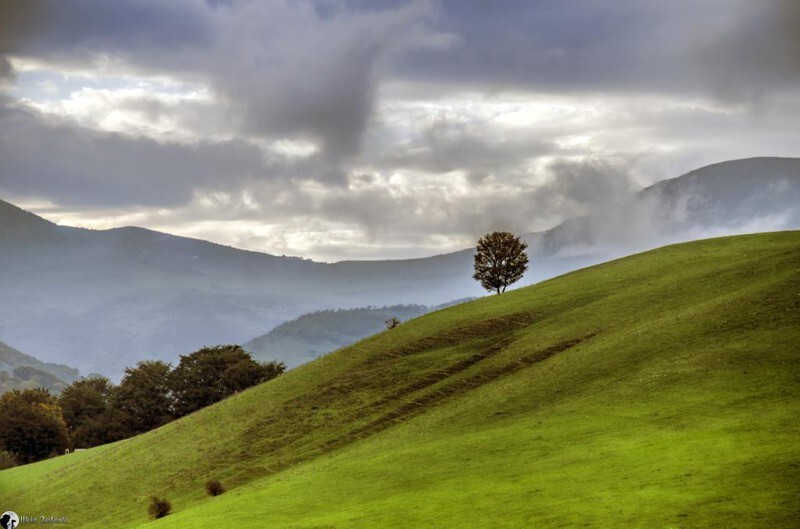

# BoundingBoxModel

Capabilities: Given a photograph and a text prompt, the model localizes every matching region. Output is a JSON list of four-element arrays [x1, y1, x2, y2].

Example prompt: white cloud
[[18, 84, 220, 141]]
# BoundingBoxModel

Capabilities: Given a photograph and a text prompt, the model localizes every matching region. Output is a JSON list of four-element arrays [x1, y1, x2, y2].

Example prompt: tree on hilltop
[[472, 231, 529, 294]]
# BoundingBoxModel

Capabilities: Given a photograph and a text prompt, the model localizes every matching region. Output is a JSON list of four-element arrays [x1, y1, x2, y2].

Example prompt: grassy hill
[[1, 232, 798, 528]]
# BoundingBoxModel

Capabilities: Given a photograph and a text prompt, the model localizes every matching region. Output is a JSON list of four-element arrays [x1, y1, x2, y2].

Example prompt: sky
[[1, 0, 799, 262]]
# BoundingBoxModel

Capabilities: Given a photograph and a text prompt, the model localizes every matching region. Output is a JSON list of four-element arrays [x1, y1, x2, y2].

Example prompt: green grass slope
[[2, 232, 799, 528]]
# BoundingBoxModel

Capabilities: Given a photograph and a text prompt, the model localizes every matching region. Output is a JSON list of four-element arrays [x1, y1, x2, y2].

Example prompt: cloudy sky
[[1, 0, 799, 261]]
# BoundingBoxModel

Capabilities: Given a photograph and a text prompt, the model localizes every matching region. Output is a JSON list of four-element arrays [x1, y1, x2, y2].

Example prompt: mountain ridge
[[243, 303, 445, 367], [0, 340, 79, 384], [1, 156, 799, 376]]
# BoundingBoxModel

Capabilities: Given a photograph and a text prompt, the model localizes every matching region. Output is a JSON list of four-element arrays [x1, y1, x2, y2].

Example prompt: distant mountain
[[0, 202, 480, 377], [0, 198, 60, 243], [243, 304, 432, 368], [0, 366, 69, 394], [0, 340, 79, 382], [1, 157, 798, 377], [0, 340, 78, 393], [532, 157, 800, 258]]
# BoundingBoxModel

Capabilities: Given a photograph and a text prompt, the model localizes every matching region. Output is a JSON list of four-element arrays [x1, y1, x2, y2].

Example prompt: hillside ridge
[[2, 231, 798, 528]]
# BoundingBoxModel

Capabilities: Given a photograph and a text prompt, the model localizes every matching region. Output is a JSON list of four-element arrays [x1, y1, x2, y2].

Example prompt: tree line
[[0, 345, 284, 466]]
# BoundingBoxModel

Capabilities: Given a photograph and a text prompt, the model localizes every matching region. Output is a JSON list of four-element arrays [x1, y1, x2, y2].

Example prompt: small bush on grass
[[385, 317, 401, 329], [148, 496, 172, 519], [0, 450, 17, 469], [205, 479, 225, 496]]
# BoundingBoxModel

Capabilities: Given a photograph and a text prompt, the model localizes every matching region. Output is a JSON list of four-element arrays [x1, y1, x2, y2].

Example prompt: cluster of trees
[[0, 388, 68, 465], [0, 345, 284, 466]]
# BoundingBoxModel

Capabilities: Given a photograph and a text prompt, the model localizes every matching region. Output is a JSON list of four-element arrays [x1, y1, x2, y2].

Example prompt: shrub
[[385, 317, 400, 329], [148, 496, 171, 519], [205, 479, 225, 496], [0, 450, 17, 470]]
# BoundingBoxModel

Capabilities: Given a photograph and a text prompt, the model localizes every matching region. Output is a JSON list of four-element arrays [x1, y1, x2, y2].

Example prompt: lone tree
[[472, 231, 529, 294]]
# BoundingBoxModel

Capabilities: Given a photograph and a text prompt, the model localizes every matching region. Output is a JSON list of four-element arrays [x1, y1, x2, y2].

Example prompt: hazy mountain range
[[0, 339, 79, 393], [243, 305, 431, 368], [243, 300, 473, 368], [1, 157, 798, 378], [0, 339, 78, 381]]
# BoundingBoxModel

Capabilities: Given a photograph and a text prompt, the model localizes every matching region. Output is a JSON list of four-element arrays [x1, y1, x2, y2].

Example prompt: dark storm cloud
[[2, 0, 432, 178], [0, 0, 49, 80], [1, 0, 214, 74], [17, 0, 790, 106], [207, 1, 433, 172], [396, 0, 644, 90], [0, 104, 297, 208], [0, 0, 440, 212], [394, 0, 800, 102], [695, 0, 800, 101], [311, 0, 417, 19]]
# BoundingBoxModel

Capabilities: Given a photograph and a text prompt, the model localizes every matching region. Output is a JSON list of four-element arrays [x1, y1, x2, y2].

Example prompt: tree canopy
[[472, 231, 529, 294], [170, 345, 285, 417], [58, 376, 117, 447], [0, 389, 69, 463], [112, 360, 174, 436]]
